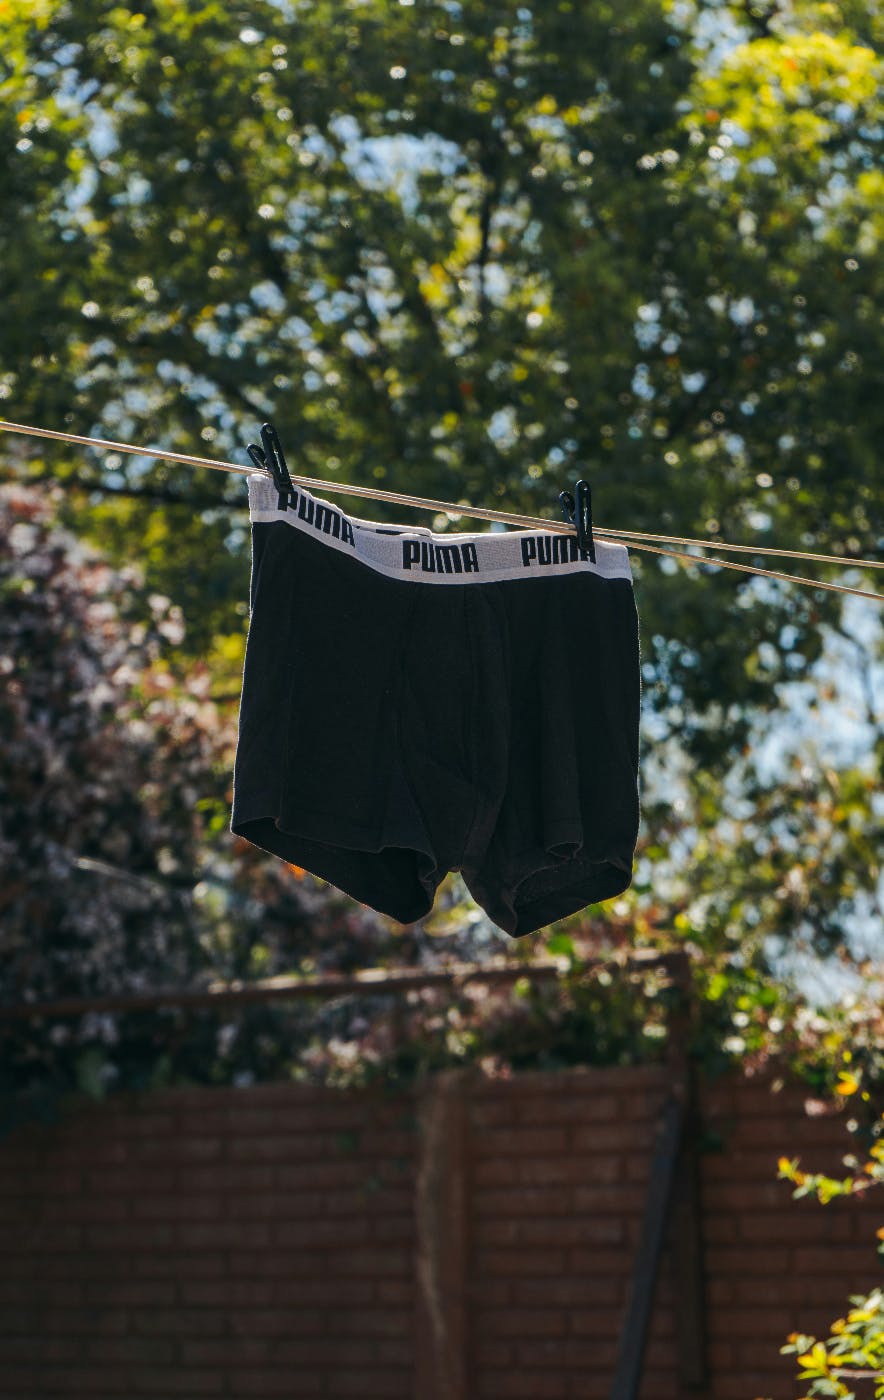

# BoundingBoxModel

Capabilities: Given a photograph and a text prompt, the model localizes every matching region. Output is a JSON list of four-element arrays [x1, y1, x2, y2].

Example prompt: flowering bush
[[0, 482, 214, 994], [0, 483, 314, 1123], [777, 1066, 884, 1399]]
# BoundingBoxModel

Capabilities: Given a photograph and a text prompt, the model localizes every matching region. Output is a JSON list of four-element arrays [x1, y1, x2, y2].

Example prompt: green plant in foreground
[[774, 1065, 884, 1399]]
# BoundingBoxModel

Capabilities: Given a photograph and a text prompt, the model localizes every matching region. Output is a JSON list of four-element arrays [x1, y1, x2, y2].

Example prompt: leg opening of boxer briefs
[[234, 808, 634, 936], [466, 855, 634, 938], [232, 815, 438, 927]]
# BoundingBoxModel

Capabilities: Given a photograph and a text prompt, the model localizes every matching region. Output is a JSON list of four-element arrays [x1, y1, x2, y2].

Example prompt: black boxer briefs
[[230, 474, 641, 938]]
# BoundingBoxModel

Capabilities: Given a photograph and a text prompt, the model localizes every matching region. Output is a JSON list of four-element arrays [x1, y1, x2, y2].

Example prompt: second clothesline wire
[[0, 418, 880, 604]]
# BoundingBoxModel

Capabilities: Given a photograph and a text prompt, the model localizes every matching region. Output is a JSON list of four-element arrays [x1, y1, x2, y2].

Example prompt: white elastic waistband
[[248, 475, 632, 585]]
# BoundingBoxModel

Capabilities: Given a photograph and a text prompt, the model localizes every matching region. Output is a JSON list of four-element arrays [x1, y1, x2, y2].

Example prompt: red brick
[[227, 1132, 326, 1162], [473, 1157, 520, 1186], [83, 1280, 173, 1307], [700, 1148, 782, 1181], [516, 1156, 608, 1186], [324, 1368, 412, 1396], [3, 1252, 117, 1281], [736, 1115, 852, 1148], [133, 1309, 226, 1337], [86, 1338, 177, 1364], [19, 1365, 131, 1392], [273, 1278, 375, 1306], [330, 1249, 410, 1277], [475, 1365, 573, 1396], [511, 1277, 616, 1313], [273, 1218, 372, 1248], [179, 1338, 272, 1366], [571, 1123, 634, 1152], [105, 1113, 177, 1138], [515, 1335, 620, 1367], [702, 1213, 739, 1243], [718, 1306, 801, 1339], [132, 1251, 225, 1278], [0, 1370, 37, 1394], [706, 1337, 738, 1368], [470, 1101, 518, 1129], [520, 1093, 621, 1125], [476, 1247, 567, 1278], [730, 1275, 847, 1307], [710, 1372, 794, 1399], [82, 1223, 175, 1251], [475, 1339, 515, 1366], [121, 1365, 224, 1393], [43, 1308, 129, 1337], [3, 1337, 84, 1364], [299, 1103, 384, 1131], [738, 1208, 853, 1244], [705, 1246, 787, 1278], [132, 1195, 222, 1221], [0, 1169, 84, 1197], [0, 1308, 38, 1334], [137, 1136, 223, 1162], [88, 1167, 176, 1194], [484, 1310, 568, 1338], [161, 1082, 322, 1111], [183, 1164, 274, 1193], [273, 1338, 378, 1365], [373, 1280, 414, 1306], [178, 1279, 275, 1307], [274, 1161, 367, 1188], [648, 1308, 678, 1344], [567, 1153, 623, 1184], [368, 1100, 418, 1130], [0, 1223, 83, 1252], [566, 1248, 633, 1277], [473, 1186, 576, 1217], [173, 1223, 271, 1251], [793, 1246, 879, 1276], [333, 1308, 410, 1339], [227, 1368, 327, 1395], [476, 1216, 624, 1248], [372, 1338, 413, 1367], [0, 1279, 40, 1303], [324, 1185, 413, 1215], [224, 1251, 302, 1277], [707, 1277, 735, 1305], [474, 1127, 569, 1156], [231, 1189, 329, 1220], [637, 1369, 681, 1400], [703, 1179, 794, 1212], [622, 1155, 657, 1183], [355, 1130, 416, 1156], [635, 1338, 679, 1372], [572, 1185, 647, 1213], [48, 1140, 131, 1166], [175, 1107, 273, 1141], [369, 1215, 413, 1246], [737, 1084, 842, 1118], [230, 1308, 326, 1338]]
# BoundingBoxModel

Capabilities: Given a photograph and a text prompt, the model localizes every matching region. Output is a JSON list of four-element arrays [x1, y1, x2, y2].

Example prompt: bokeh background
[[1, 0, 881, 1120]]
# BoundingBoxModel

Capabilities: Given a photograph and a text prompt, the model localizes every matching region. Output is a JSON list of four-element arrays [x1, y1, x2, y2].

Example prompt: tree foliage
[[0, 0, 881, 1110], [1, 0, 880, 723]]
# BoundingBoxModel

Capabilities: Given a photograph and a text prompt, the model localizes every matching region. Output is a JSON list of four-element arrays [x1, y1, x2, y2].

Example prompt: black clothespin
[[246, 421, 295, 507], [559, 478, 596, 562]]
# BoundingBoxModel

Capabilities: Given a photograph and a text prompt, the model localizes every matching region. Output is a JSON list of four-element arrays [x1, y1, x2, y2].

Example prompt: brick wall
[[0, 1065, 879, 1399]]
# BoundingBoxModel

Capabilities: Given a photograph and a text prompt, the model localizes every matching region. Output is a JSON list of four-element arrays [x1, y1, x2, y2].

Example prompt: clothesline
[[0, 418, 881, 604]]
